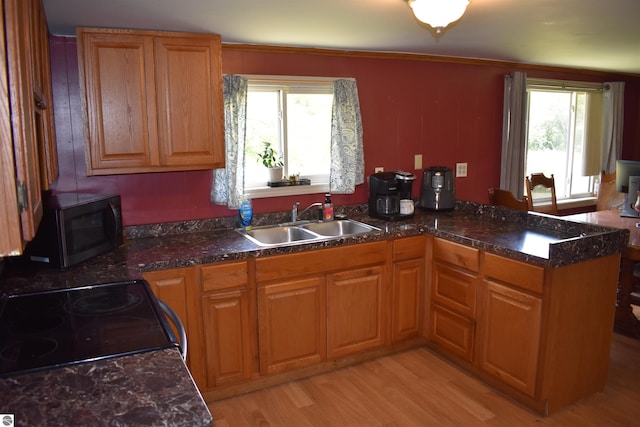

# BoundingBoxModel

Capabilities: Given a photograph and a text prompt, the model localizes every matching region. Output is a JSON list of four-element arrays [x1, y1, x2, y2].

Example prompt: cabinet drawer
[[433, 238, 479, 272], [393, 235, 426, 261], [430, 304, 474, 362], [199, 260, 248, 292], [484, 253, 544, 294], [432, 262, 476, 317], [256, 241, 387, 282]]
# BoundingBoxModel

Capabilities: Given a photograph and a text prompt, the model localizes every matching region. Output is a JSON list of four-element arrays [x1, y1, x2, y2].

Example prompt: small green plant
[[257, 141, 284, 168]]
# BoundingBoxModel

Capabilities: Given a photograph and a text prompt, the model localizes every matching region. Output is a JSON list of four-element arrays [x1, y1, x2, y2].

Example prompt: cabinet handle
[[34, 94, 47, 110]]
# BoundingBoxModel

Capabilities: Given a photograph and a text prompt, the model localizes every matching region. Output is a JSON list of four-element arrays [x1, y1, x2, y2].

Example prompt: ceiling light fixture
[[408, 0, 470, 34]]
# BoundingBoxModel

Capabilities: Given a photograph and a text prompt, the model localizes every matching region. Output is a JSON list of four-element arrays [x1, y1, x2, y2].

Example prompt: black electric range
[[0, 280, 179, 377]]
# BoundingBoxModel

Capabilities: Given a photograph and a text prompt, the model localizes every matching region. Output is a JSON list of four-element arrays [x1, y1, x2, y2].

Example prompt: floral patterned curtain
[[210, 75, 248, 209], [212, 76, 364, 207], [330, 79, 364, 194]]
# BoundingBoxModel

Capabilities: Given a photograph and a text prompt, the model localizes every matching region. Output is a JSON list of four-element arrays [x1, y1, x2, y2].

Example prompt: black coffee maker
[[368, 171, 416, 220]]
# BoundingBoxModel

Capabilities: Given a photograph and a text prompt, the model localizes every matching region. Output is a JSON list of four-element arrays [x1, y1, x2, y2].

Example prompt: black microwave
[[23, 193, 123, 268]]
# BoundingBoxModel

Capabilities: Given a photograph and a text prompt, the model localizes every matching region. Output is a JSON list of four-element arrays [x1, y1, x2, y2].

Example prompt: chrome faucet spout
[[299, 202, 323, 219], [292, 202, 323, 223]]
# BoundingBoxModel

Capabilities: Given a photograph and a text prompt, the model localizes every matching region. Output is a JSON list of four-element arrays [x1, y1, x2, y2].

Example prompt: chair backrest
[[525, 173, 558, 214], [488, 188, 529, 211], [596, 170, 624, 211]]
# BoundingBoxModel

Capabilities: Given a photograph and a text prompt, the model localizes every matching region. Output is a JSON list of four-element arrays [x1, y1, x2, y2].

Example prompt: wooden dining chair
[[525, 173, 558, 214], [488, 188, 529, 211], [596, 170, 624, 211]]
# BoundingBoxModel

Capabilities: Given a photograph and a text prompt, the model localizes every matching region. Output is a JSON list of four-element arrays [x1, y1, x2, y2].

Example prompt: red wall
[[49, 37, 640, 226]]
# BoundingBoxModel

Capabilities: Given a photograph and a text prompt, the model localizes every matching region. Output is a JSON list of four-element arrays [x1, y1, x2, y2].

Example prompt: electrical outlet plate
[[414, 154, 422, 170], [456, 162, 468, 177], [374, 167, 384, 173]]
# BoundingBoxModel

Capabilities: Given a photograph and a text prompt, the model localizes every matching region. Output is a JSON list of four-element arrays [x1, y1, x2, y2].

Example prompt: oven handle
[[157, 299, 187, 361]]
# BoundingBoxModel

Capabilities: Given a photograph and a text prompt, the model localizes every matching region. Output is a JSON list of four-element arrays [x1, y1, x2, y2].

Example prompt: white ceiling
[[43, 0, 640, 75]]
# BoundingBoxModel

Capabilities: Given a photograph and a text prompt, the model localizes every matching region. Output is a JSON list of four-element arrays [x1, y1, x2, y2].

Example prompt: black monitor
[[615, 160, 640, 217], [616, 160, 640, 193]]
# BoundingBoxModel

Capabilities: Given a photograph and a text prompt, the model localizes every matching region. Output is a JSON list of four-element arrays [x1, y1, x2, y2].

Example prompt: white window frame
[[525, 78, 603, 205], [243, 75, 336, 199]]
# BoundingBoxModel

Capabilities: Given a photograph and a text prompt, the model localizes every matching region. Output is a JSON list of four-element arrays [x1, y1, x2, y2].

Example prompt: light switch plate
[[456, 162, 468, 177], [374, 166, 384, 173]]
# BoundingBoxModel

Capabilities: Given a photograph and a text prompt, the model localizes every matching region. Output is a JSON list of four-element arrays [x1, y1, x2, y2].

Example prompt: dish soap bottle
[[238, 195, 253, 230], [323, 194, 334, 221]]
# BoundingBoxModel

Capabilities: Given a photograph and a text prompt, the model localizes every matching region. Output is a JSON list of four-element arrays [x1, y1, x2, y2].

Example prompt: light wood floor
[[210, 314, 640, 426]]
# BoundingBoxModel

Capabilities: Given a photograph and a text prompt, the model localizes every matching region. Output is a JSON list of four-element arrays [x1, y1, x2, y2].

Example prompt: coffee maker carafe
[[368, 171, 416, 220]]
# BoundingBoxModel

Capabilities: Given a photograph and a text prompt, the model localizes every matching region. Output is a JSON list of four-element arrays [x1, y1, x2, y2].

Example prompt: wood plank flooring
[[210, 327, 640, 426]]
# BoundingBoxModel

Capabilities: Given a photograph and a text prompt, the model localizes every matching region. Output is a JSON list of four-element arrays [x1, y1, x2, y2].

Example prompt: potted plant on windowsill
[[257, 141, 284, 183]]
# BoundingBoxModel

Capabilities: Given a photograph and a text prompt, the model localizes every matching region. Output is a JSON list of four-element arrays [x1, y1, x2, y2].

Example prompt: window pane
[[569, 93, 592, 196], [526, 91, 571, 198], [285, 93, 332, 177], [246, 91, 281, 185]]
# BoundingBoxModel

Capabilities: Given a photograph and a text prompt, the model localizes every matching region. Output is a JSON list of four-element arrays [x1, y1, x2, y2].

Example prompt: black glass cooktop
[[0, 280, 178, 377]]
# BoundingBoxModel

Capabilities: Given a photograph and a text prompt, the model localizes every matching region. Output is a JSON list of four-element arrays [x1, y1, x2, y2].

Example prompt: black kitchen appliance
[[0, 280, 184, 377], [21, 193, 123, 269], [395, 171, 417, 200], [368, 171, 416, 220], [419, 166, 456, 210]]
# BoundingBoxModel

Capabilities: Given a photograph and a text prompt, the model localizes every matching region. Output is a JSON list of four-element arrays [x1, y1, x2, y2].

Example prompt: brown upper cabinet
[[1, 0, 57, 257], [76, 28, 225, 175]]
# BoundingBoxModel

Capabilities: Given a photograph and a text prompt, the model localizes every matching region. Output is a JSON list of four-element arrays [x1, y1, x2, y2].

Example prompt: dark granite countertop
[[0, 201, 628, 426], [0, 348, 212, 427], [0, 201, 629, 296]]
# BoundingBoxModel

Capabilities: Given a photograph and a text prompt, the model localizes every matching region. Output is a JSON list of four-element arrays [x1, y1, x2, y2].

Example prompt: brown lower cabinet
[[145, 234, 619, 415], [144, 267, 203, 383], [427, 236, 620, 415], [327, 265, 386, 358], [257, 276, 326, 375]]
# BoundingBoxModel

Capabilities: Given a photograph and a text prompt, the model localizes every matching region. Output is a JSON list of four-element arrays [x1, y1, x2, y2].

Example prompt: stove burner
[[15, 295, 63, 314], [1, 338, 58, 362], [11, 315, 64, 335], [68, 291, 142, 315], [77, 316, 159, 347]]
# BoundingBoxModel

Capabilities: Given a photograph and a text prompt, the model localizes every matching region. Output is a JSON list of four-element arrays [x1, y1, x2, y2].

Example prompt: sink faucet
[[291, 202, 323, 223]]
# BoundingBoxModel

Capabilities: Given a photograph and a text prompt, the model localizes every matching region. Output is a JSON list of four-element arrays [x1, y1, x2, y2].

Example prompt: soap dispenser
[[323, 194, 334, 221]]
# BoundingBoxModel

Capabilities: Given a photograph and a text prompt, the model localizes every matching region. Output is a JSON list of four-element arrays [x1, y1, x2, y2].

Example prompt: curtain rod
[[229, 74, 355, 83], [527, 84, 603, 93], [526, 78, 604, 92]]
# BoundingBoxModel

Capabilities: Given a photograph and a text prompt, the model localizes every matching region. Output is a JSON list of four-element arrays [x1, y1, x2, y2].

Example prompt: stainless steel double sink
[[236, 219, 381, 246]]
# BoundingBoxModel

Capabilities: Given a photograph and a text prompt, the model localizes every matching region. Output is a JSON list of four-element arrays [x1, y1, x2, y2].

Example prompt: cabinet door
[[3, 0, 43, 248], [257, 276, 326, 375], [327, 265, 385, 358], [78, 29, 159, 174], [476, 279, 542, 397], [0, 1, 23, 256], [31, 0, 57, 189], [154, 35, 224, 168], [202, 289, 253, 388], [392, 258, 424, 343], [144, 268, 203, 383]]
